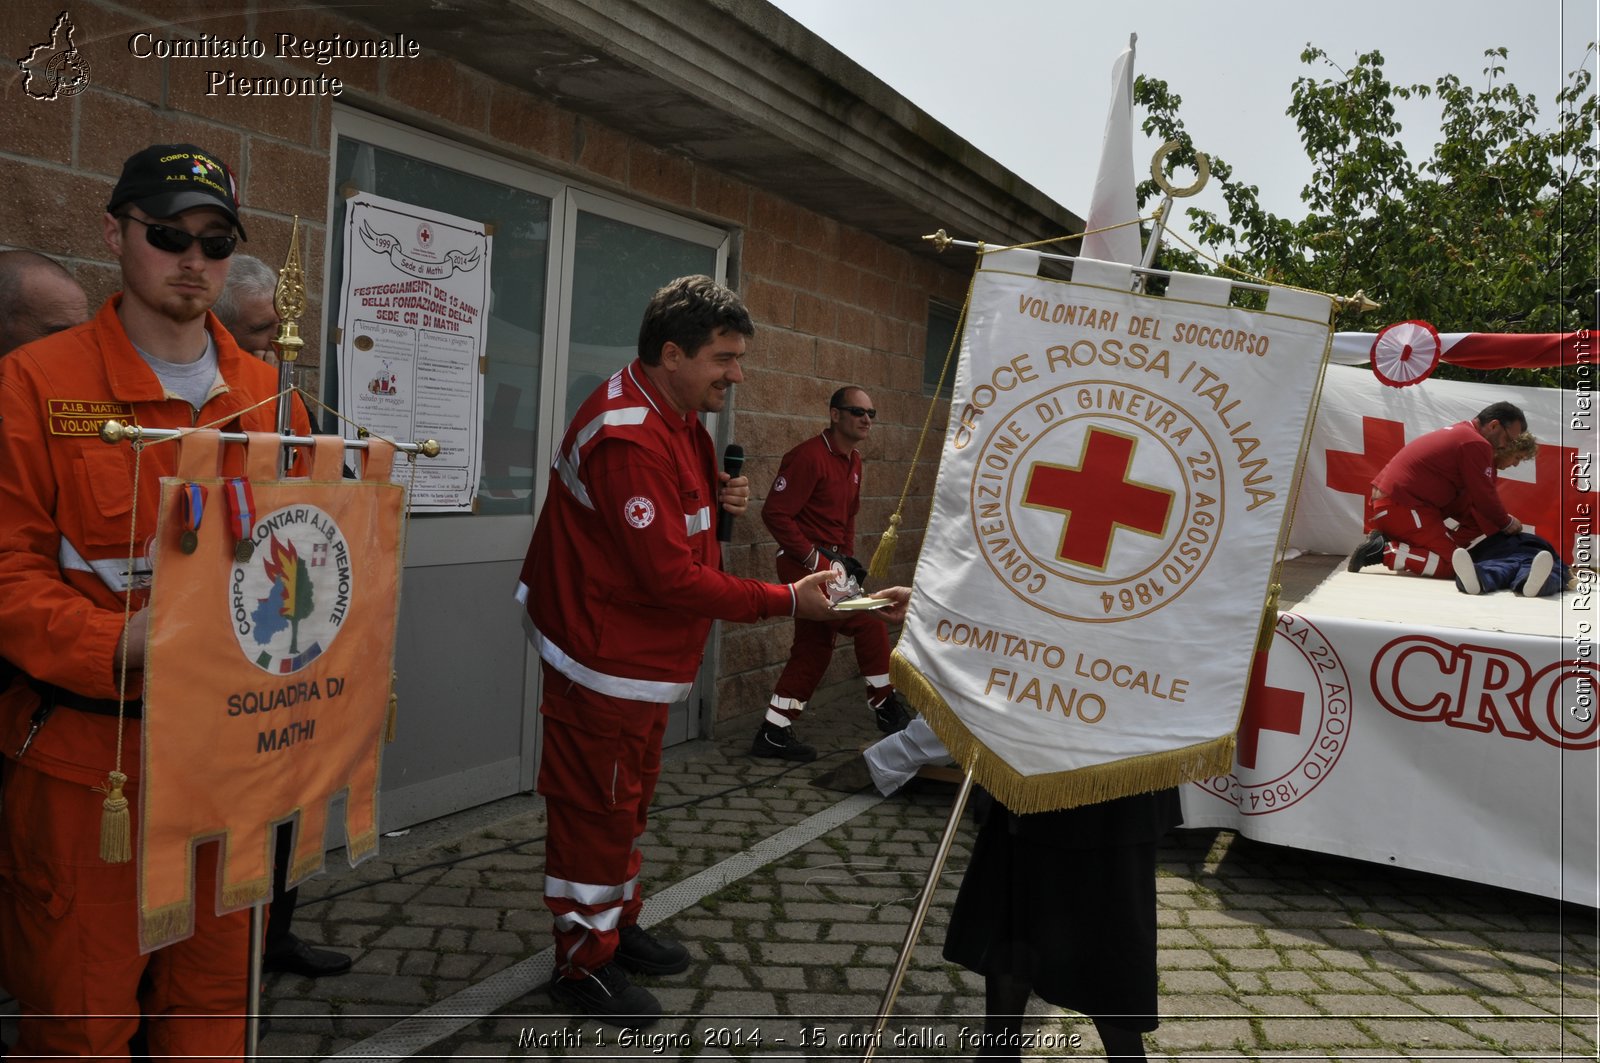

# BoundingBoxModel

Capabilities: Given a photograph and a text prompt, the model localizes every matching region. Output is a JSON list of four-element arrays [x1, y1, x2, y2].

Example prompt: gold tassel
[[98, 770, 132, 864], [867, 512, 901, 584]]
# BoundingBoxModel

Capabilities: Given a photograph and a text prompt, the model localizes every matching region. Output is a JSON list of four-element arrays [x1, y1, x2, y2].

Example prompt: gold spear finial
[[272, 216, 307, 366], [923, 229, 954, 252], [1335, 289, 1382, 314]]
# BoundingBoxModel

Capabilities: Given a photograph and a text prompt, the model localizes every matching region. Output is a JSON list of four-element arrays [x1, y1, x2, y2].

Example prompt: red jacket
[[1372, 419, 1511, 538], [518, 360, 792, 703], [0, 296, 310, 785], [761, 430, 863, 562]]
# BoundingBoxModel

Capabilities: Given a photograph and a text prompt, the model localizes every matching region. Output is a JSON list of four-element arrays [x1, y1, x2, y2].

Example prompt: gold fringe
[[347, 826, 379, 862], [891, 652, 1236, 814], [142, 902, 194, 949], [222, 879, 272, 910], [866, 513, 900, 584], [386, 688, 398, 743], [98, 771, 132, 864], [290, 852, 323, 884]]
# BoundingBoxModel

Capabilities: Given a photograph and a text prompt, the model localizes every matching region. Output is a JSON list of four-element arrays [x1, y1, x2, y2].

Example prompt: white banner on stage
[[1181, 607, 1598, 905], [337, 191, 491, 513], [892, 252, 1333, 811]]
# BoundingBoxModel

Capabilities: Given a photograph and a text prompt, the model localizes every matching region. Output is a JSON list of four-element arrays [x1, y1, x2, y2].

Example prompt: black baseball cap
[[106, 143, 247, 240]]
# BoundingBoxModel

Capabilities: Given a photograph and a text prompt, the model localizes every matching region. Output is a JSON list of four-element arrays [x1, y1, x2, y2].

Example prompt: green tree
[[1134, 45, 1596, 387]]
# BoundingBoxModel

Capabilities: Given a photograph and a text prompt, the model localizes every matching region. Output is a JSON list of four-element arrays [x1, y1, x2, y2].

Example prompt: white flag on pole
[[1080, 34, 1142, 266]]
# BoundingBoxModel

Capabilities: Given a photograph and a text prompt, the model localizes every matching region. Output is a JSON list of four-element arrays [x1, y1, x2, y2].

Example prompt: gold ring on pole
[[1151, 141, 1210, 198]]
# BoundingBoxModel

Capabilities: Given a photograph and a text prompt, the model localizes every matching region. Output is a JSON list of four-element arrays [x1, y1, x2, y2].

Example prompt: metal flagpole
[[859, 770, 974, 1063], [97, 421, 440, 456], [245, 903, 265, 1058]]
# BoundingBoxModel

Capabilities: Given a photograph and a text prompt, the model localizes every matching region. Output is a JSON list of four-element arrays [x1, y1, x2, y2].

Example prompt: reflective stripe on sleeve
[[59, 537, 152, 593], [554, 407, 650, 510]]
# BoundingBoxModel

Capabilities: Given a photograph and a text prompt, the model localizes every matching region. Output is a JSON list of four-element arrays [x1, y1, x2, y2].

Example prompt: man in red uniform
[[516, 275, 833, 1027], [1348, 401, 1527, 579], [0, 143, 309, 1059], [749, 386, 911, 762]]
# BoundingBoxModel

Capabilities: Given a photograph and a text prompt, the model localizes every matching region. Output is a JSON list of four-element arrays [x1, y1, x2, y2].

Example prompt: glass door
[[556, 191, 728, 744]]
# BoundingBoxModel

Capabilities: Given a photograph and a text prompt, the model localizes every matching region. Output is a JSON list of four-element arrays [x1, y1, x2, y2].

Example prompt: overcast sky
[[769, 0, 1596, 245]]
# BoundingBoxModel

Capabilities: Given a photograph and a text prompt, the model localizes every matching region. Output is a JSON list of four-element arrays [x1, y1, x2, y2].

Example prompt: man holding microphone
[[516, 275, 833, 1028]]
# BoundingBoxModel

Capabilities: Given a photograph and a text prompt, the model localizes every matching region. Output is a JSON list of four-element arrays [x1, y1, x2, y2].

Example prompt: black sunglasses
[[121, 215, 237, 260], [834, 404, 877, 420]]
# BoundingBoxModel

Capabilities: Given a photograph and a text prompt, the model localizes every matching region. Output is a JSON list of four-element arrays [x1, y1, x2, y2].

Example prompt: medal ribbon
[[180, 483, 207, 535], [224, 477, 255, 550]]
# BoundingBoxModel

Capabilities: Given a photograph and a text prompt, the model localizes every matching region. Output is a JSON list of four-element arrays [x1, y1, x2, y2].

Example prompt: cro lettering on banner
[[1372, 636, 1598, 750]]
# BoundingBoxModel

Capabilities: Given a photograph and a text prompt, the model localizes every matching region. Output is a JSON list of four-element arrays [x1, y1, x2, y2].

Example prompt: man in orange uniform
[[0, 143, 309, 1060]]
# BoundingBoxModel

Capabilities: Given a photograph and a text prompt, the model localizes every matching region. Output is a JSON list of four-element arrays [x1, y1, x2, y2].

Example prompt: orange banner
[[139, 431, 404, 951]]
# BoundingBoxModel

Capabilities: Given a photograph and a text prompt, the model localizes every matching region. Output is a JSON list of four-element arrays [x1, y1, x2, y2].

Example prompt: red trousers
[[536, 663, 667, 977], [0, 757, 248, 1061], [1367, 492, 1468, 579], [771, 554, 892, 705]]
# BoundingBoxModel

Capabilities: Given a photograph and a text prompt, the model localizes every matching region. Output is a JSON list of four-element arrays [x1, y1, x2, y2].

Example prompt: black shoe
[[749, 721, 816, 762], [1347, 530, 1385, 572], [872, 691, 912, 734], [550, 962, 661, 1029], [616, 924, 690, 975], [262, 934, 353, 978]]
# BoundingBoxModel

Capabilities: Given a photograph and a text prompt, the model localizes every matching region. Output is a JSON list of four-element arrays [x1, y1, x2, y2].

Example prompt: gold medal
[[235, 539, 255, 563], [179, 529, 199, 554]]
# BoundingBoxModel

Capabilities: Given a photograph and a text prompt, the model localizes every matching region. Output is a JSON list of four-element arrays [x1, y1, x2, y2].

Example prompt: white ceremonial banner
[[1180, 607, 1598, 905], [337, 191, 491, 512], [891, 252, 1333, 810]]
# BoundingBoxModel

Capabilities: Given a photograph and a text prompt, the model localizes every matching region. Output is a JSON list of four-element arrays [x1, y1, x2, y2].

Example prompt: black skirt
[[941, 789, 1180, 1032]]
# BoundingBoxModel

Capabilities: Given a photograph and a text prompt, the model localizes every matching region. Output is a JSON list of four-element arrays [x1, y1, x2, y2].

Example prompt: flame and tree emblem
[[252, 534, 315, 654]]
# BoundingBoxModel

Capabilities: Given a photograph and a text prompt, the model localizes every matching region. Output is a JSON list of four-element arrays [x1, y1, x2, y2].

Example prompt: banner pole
[[246, 902, 264, 1058], [97, 421, 441, 457], [860, 770, 974, 1063]]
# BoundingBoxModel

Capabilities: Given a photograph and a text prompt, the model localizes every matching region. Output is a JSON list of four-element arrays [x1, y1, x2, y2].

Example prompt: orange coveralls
[[0, 296, 308, 1061]]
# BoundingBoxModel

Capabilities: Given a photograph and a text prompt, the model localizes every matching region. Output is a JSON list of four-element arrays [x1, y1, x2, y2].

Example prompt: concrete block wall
[[1, 0, 967, 723]]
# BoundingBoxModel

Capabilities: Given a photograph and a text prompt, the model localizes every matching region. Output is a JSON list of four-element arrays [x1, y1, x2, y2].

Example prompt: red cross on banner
[[1236, 680, 1305, 770], [1021, 428, 1174, 570], [1325, 416, 1407, 498], [1496, 443, 1598, 563]]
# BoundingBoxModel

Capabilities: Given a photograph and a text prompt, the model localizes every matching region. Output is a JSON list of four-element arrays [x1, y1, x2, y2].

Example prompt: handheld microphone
[[717, 443, 745, 542]]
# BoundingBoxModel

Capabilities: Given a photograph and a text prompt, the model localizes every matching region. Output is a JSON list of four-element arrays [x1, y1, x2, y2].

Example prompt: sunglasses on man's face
[[121, 215, 237, 260], [834, 404, 877, 420]]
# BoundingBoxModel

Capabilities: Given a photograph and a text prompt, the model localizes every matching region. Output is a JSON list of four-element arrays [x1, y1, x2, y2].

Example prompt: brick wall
[[2, 0, 968, 726]]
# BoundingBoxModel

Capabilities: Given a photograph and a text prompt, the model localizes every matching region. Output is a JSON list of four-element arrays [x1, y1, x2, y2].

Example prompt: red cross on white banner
[[1022, 428, 1174, 569]]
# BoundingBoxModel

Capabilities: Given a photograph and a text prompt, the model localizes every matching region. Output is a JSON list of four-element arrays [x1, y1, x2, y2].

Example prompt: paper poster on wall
[[337, 192, 490, 512]]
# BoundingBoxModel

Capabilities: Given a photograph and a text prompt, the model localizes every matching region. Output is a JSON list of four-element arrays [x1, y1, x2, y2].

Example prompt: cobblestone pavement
[[252, 690, 1596, 1061]]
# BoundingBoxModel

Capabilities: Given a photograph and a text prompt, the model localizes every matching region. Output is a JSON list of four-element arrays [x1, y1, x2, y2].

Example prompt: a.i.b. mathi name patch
[[47, 399, 133, 436]]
